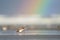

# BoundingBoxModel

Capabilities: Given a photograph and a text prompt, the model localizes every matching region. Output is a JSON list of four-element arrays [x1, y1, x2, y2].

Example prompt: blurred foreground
[[0, 24, 60, 40]]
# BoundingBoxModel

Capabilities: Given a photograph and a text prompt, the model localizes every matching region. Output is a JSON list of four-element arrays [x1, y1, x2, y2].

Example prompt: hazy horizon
[[0, 0, 60, 24]]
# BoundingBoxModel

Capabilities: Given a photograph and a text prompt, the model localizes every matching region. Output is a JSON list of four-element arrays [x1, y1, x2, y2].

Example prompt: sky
[[0, 0, 60, 24], [0, 0, 60, 17]]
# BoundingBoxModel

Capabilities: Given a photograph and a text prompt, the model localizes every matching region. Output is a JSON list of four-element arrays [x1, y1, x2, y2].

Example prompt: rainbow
[[17, 0, 52, 17]]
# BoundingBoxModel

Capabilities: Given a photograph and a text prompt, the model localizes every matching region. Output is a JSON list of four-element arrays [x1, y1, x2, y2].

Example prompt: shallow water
[[0, 30, 60, 40]]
